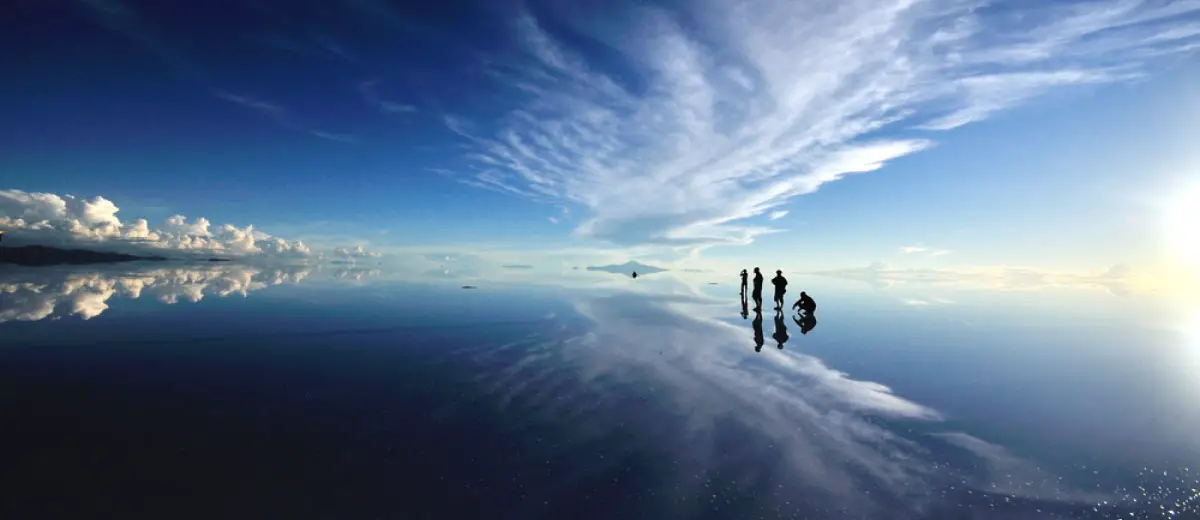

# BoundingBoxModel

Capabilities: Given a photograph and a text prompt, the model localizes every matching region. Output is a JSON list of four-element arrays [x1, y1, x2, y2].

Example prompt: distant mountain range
[[0, 245, 167, 266], [586, 261, 667, 275]]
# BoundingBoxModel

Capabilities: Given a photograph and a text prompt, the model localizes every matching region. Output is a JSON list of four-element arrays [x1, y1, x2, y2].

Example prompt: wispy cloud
[[76, 1, 355, 144], [213, 90, 357, 144], [901, 244, 951, 257], [548, 216, 558, 224], [359, 80, 417, 114], [767, 210, 788, 220], [443, 0, 1199, 251]]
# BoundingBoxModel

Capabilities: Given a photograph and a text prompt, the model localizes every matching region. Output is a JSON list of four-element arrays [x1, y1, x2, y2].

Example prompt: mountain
[[0, 245, 167, 266], [586, 261, 667, 275]]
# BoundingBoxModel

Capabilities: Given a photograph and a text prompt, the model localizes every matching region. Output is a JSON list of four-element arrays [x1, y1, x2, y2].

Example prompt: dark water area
[[2, 264, 1198, 519]]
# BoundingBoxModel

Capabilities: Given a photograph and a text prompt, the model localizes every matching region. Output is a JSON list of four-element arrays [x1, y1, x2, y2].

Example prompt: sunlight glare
[[1166, 184, 1200, 267]]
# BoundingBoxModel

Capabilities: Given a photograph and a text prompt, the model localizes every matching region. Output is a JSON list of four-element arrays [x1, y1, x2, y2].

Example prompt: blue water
[[2, 263, 1197, 519]]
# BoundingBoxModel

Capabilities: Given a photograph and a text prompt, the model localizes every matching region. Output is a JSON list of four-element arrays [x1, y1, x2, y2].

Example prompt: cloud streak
[[213, 91, 357, 144], [359, 80, 417, 114], [812, 261, 1146, 296], [443, 0, 1199, 251], [75, 0, 355, 144]]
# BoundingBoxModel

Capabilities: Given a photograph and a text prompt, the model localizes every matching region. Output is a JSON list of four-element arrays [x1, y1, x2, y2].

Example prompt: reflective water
[[2, 263, 1197, 519]]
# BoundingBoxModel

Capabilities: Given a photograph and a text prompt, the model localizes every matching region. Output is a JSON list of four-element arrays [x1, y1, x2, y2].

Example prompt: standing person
[[751, 267, 764, 311], [771, 270, 788, 310], [740, 269, 748, 296]]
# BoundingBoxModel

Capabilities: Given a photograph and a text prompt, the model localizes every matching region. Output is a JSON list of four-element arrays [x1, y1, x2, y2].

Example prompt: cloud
[[901, 245, 952, 257], [1, 189, 312, 258], [0, 264, 312, 323], [548, 216, 558, 224], [213, 90, 357, 144], [74, 1, 354, 144], [767, 210, 788, 220], [359, 80, 417, 114], [467, 289, 1104, 516], [332, 245, 382, 260], [442, 0, 1198, 251], [811, 261, 1147, 296]]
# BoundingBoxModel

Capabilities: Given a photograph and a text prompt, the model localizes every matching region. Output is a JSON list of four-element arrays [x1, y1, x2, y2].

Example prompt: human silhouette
[[773, 309, 790, 349], [771, 270, 788, 310], [793, 312, 818, 335], [740, 269, 748, 296], [752, 308, 764, 352], [792, 291, 816, 315], [751, 267, 764, 311], [632, 271, 638, 278], [740, 291, 749, 319]]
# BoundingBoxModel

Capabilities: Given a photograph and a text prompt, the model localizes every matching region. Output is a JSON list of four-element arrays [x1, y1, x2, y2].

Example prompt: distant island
[[0, 245, 167, 266], [208, 258, 231, 262], [500, 264, 533, 269], [586, 261, 667, 275]]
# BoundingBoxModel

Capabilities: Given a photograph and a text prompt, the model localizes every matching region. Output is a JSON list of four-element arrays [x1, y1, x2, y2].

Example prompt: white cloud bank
[[0, 189, 382, 259], [446, 0, 1199, 251]]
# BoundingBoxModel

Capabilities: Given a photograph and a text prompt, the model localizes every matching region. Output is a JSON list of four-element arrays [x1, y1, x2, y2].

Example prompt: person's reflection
[[773, 309, 790, 349], [741, 289, 749, 319], [793, 312, 818, 335], [752, 308, 764, 352]]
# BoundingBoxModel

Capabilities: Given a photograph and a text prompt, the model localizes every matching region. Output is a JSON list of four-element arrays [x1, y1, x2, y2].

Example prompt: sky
[[1, 0, 1198, 297]]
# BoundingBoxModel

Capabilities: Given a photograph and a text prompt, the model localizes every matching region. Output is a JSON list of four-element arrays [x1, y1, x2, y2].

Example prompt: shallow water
[[2, 264, 1197, 519]]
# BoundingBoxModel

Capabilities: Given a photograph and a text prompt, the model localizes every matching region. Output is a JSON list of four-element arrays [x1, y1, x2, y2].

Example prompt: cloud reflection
[[477, 289, 1113, 517], [0, 264, 325, 323]]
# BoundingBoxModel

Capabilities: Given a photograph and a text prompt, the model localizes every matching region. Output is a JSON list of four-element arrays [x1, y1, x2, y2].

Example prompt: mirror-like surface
[[2, 264, 1196, 519]]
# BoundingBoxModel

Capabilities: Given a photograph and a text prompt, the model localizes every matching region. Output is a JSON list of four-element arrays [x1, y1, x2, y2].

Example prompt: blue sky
[[1, 0, 1198, 292]]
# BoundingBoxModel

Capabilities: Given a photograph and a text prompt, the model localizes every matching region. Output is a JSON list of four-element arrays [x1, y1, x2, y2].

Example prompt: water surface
[[2, 264, 1197, 519]]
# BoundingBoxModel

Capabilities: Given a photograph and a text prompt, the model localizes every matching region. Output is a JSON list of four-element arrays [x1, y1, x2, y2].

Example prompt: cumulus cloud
[[0, 264, 311, 323], [0, 189, 311, 258], [444, 0, 1199, 250], [332, 245, 382, 260]]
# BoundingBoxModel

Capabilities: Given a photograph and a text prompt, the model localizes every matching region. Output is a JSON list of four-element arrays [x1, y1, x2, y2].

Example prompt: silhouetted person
[[771, 270, 788, 310], [752, 308, 764, 352], [740, 269, 748, 296], [773, 310, 790, 349], [751, 267, 764, 311], [632, 271, 638, 278], [792, 291, 816, 315], [793, 313, 818, 335], [741, 291, 749, 319]]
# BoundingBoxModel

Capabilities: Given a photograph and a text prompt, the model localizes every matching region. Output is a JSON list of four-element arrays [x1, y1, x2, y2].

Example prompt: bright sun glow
[[1165, 184, 1200, 267]]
